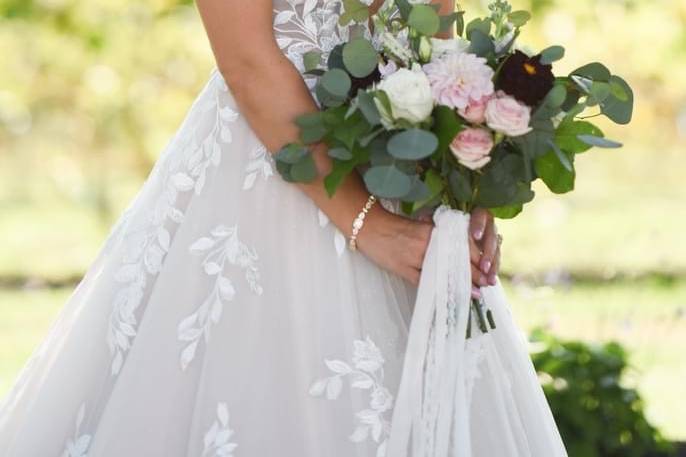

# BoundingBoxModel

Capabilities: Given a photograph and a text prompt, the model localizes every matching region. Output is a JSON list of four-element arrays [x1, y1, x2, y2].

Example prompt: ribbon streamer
[[387, 206, 473, 456]]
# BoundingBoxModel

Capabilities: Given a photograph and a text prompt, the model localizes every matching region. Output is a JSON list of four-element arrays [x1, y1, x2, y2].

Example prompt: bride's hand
[[469, 207, 501, 295], [356, 206, 500, 290], [356, 207, 433, 286]]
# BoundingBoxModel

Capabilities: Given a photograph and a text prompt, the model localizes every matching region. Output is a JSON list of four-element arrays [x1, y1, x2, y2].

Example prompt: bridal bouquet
[[276, 0, 633, 334], [276, 0, 633, 452]]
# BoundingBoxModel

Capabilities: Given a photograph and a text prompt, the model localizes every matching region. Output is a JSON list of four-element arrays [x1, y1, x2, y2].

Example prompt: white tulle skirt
[[0, 69, 567, 457]]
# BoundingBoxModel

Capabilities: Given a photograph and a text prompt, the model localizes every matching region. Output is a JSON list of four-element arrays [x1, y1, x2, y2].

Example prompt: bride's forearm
[[220, 55, 390, 239]]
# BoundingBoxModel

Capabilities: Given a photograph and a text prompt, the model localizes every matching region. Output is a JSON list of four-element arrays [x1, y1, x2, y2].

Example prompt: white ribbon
[[388, 206, 473, 456]]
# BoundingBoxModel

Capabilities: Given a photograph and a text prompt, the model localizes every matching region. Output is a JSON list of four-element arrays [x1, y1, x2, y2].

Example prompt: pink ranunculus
[[422, 52, 495, 111], [449, 127, 494, 170], [485, 91, 533, 137], [458, 94, 493, 124]]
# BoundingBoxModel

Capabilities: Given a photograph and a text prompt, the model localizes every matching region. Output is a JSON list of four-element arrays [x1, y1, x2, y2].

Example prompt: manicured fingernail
[[474, 229, 484, 240], [471, 286, 481, 299], [481, 260, 491, 273]]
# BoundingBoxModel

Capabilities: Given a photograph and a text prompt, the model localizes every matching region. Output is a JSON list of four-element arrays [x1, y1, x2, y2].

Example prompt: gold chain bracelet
[[348, 195, 377, 251]]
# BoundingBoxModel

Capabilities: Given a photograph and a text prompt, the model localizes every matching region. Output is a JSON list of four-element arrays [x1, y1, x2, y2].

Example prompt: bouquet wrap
[[388, 206, 473, 456]]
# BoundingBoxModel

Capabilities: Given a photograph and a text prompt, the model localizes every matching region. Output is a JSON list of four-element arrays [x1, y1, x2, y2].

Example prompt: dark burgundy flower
[[350, 65, 382, 95], [496, 50, 555, 107]]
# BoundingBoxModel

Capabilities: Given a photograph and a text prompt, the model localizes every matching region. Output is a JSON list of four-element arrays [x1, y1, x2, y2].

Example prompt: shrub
[[530, 329, 675, 457]]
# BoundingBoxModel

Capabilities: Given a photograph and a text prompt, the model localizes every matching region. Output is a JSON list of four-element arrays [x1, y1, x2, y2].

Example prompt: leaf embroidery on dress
[[242, 144, 274, 190], [317, 209, 347, 257], [178, 225, 263, 371], [309, 336, 393, 457], [107, 75, 239, 376], [61, 403, 91, 457], [273, 0, 372, 90], [201, 402, 238, 457]]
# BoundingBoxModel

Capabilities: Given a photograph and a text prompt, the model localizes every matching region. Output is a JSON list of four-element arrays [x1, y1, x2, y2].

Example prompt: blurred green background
[[0, 0, 684, 446]]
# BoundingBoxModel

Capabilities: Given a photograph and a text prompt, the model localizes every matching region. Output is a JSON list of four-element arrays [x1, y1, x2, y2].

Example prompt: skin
[[195, 0, 501, 293]]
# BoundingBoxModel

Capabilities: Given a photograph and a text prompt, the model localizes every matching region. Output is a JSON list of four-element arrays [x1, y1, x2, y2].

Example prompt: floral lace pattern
[[273, 0, 372, 90], [309, 336, 393, 457], [201, 402, 238, 457], [317, 209, 347, 257], [242, 144, 274, 190], [61, 403, 91, 457], [106, 75, 238, 376], [178, 225, 263, 371]]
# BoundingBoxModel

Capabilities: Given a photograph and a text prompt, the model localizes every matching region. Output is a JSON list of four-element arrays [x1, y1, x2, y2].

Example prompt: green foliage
[[539, 45, 565, 65], [407, 4, 440, 36], [342, 38, 378, 78], [531, 330, 675, 457]]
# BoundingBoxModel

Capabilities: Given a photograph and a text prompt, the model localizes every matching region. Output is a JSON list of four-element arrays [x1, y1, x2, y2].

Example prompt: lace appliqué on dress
[[309, 336, 392, 457], [201, 402, 238, 457], [273, 0, 373, 90], [61, 403, 91, 457], [178, 225, 263, 371], [107, 75, 238, 376]]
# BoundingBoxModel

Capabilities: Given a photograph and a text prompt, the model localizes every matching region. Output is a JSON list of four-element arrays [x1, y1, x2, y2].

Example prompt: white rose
[[376, 65, 434, 125], [430, 37, 470, 60]]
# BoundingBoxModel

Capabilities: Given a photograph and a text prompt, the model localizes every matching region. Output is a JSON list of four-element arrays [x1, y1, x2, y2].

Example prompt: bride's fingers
[[479, 218, 498, 274], [487, 246, 501, 285], [471, 263, 488, 287], [469, 208, 489, 241], [468, 234, 482, 266]]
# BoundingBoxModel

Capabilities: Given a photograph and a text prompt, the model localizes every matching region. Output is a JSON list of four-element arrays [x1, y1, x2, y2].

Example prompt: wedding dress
[[0, 1, 567, 456]]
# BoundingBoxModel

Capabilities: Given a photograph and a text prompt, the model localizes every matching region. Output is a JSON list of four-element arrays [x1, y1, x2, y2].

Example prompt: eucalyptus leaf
[[290, 155, 318, 182], [554, 120, 603, 154], [539, 45, 565, 65], [387, 129, 439, 160], [320, 68, 351, 97], [466, 18, 491, 40], [468, 29, 495, 58], [357, 90, 381, 126], [408, 4, 441, 36], [508, 10, 531, 27], [343, 38, 379, 78], [549, 139, 573, 172], [327, 44, 345, 70], [339, 0, 370, 25], [404, 176, 432, 202], [363, 165, 413, 199], [328, 147, 353, 160], [571, 62, 611, 82], [296, 112, 328, 144], [577, 134, 623, 148], [601, 75, 634, 125], [513, 119, 555, 158], [303, 51, 321, 72], [275, 144, 308, 164]]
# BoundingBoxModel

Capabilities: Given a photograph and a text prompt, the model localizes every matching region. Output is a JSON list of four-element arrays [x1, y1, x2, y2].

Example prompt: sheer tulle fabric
[[0, 1, 566, 455]]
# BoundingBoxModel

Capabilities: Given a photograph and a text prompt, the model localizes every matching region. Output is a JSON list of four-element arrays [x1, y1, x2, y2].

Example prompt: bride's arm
[[195, 0, 496, 288]]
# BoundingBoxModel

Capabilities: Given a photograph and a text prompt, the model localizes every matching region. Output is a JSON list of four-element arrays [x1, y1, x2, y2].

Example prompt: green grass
[[1, 279, 684, 440]]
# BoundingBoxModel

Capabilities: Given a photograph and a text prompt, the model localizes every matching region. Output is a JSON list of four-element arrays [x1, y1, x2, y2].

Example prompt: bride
[[0, 0, 567, 455]]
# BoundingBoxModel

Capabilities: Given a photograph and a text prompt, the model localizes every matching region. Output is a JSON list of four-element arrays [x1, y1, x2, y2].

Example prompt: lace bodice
[[272, 0, 373, 89]]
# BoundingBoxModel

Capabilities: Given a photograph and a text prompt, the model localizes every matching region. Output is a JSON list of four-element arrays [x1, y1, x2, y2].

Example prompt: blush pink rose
[[449, 127, 494, 170], [458, 94, 493, 124], [485, 91, 532, 137]]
